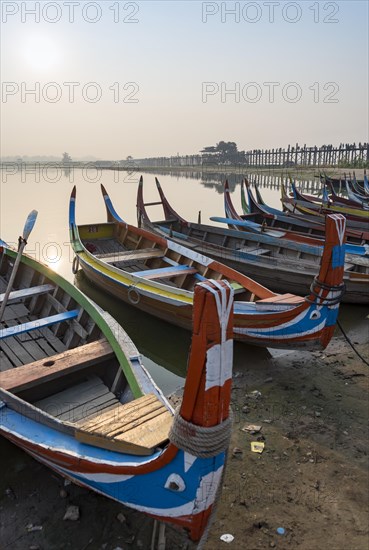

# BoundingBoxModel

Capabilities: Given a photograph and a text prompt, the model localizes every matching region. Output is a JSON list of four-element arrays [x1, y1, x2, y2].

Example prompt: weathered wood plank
[[57, 395, 119, 423], [79, 394, 157, 432], [116, 411, 172, 448], [257, 293, 303, 304], [1, 303, 29, 322], [96, 248, 163, 264], [105, 405, 168, 438], [9, 312, 49, 362], [96, 401, 166, 438], [0, 351, 13, 371], [34, 377, 106, 415], [0, 340, 113, 393], [74, 402, 122, 427], [41, 326, 67, 354], [0, 310, 79, 340], [1, 333, 35, 364], [237, 247, 271, 256], [75, 430, 154, 456], [44, 295, 87, 340], [0, 387, 75, 435], [75, 405, 172, 455], [0, 284, 54, 304], [135, 265, 197, 280], [0, 340, 22, 367]]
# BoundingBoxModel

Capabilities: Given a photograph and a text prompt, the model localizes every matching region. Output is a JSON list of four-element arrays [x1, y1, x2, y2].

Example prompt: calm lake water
[[0, 167, 366, 392]]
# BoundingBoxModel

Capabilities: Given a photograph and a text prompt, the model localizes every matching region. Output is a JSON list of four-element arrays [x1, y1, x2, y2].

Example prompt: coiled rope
[[168, 411, 233, 458], [305, 276, 346, 306]]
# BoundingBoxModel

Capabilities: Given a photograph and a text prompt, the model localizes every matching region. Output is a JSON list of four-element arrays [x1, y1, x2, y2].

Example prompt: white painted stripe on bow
[[41, 457, 224, 519], [199, 280, 233, 344], [117, 465, 224, 518], [331, 214, 346, 245], [28, 452, 134, 483], [167, 240, 213, 266], [30, 450, 221, 519], [198, 281, 234, 393], [0, 425, 161, 468], [234, 319, 327, 339], [184, 452, 197, 473], [205, 340, 233, 391], [237, 307, 310, 333]]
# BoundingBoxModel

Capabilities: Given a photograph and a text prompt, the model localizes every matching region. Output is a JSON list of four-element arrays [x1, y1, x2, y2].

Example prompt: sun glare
[[23, 34, 62, 71]]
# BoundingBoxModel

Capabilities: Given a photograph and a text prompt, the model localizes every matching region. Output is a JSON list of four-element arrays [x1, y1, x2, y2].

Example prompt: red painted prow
[[168, 280, 234, 542]]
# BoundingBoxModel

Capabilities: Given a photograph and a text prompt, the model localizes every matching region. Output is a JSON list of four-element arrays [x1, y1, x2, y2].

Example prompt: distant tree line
[[201, 141, 247, 165]]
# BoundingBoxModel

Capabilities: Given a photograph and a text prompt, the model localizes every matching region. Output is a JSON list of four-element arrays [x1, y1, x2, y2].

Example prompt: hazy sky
[[1, 0, 368, 159]]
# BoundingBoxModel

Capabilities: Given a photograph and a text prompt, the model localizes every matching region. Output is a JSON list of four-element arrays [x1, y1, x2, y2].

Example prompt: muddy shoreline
[[1, 308, 368, 550]]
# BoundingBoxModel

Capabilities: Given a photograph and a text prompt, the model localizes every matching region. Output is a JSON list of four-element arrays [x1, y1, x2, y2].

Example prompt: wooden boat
[[324, 178, 366, 206], [344, 180, 369, 206], [290, 180, 369, 210], [323, 173, 368, 196], [364, 172, 369, 196], [220, 182, 369, 256], [281, 183, 369, 226], [0, 240, 235, 542], [136, 178, 369, 304], [222, 179, 369, 245], [69, 184, 346, 350]]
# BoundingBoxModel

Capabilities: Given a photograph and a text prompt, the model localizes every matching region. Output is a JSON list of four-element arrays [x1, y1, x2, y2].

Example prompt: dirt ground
[[1, 310, 368, 550]]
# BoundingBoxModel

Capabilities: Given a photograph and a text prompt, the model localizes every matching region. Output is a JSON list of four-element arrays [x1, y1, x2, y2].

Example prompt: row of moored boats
[[0, 172, 367, 543]]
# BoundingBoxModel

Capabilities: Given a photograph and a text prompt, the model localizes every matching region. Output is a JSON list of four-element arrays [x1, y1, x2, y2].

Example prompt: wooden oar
[[0, 210, 38, 322]]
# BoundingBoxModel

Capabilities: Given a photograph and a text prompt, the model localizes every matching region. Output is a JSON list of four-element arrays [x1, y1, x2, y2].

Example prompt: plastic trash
[[242, 424, 262, 434], [251, 441, 265, 453], [220, 534, 234, 543], [277, 527, 285, 535]]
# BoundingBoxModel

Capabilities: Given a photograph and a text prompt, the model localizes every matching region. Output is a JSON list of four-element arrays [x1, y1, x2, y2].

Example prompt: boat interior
[[78, 222, 257, 299], [0, 251, 171, 455]]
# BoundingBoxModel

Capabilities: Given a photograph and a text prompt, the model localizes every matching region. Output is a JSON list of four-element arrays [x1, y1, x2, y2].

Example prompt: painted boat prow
[[101, 183, 126, 223], [305, 213, 346, 348]]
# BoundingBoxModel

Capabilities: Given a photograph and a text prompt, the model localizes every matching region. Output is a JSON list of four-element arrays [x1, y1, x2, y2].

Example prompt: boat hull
[[0, 393, 225, 538], [78, 256, 338, 350], [189, 252, 368, 304], [69, 185, 347, 351], [79, 256, 194, 330]]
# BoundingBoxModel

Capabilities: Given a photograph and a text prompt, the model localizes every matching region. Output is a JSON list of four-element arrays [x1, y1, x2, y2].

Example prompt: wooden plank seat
[[0, 339, 114, 393], [237, 247, 271, 256], [134, 265, 197, 280], [230, 282, 246, 295], [154, 218, 178, 225], [96, 248, 164, 264], [0, 309, 79, 340], [256, 293, 304, 305], [348, 271, 369, 280], [0, 284, 54, 304], [75, 393, 172, 455], [161, 258, 207, 282]]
